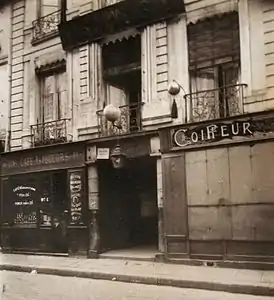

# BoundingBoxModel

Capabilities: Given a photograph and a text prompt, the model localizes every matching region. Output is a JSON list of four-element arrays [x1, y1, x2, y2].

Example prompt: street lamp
[[167, 80, 187, 119], [103, 104, 127, 169], [103, 104, 121, 127], [110, 144, 127, 169]]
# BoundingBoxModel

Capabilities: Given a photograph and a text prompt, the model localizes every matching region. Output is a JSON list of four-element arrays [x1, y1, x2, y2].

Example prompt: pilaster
[[87, 163, 100, 257]]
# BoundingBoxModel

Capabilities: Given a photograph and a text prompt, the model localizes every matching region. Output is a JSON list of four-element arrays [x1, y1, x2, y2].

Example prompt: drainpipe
[[60, 0, 67, 23], [4, 2, 12, 152]]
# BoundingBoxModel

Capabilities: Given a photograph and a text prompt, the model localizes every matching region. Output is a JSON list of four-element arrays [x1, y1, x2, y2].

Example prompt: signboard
[[97, 148, 110, 160], [1, 143, 85, 176], [69, 171, 84, 225], [172, 118, 274, 148]]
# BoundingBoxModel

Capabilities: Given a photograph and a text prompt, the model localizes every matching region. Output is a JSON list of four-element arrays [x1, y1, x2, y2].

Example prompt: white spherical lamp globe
[[103, 104, 121, 122], [168, 81, 181, 96]]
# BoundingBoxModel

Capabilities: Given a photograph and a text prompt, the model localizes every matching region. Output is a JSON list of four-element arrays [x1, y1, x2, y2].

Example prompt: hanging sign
[[97, 148, 110, 160]]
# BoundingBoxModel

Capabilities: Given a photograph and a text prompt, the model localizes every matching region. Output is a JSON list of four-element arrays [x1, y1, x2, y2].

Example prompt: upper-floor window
[[97, 35, 143, 136], [38, 0, 61, 18], [40, 69, 67, 123], [32, 0, 61, 44], [185, 12, 246, 123], [31, 67, 68, 147]]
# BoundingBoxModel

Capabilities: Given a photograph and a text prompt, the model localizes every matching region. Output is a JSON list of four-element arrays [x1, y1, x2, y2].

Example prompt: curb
[[1, 264, 274, 297], [163, 257, 274, 271]]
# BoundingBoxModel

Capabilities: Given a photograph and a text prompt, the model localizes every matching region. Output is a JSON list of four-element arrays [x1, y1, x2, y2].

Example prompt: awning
[[100, 28, 141, 46], [59, 0, 185, 50], [34, 50, 66, 73]]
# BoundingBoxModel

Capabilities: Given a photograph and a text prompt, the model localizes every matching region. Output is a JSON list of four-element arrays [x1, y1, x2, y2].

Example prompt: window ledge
[[31, 31, 59, 46], [0, 55, 8, 65]]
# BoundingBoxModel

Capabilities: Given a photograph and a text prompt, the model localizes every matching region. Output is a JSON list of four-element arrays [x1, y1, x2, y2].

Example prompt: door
[[38, 170, 69, 253], [99, 161, 131, 252], [162, 154, 188, 255]]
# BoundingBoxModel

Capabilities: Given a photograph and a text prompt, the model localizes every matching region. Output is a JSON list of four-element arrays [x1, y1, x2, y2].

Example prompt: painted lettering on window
[[69, 172, 83, 225]]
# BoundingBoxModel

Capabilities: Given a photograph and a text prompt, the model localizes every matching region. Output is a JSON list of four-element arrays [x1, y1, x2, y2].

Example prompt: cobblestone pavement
[[0, 271, 273, 300]]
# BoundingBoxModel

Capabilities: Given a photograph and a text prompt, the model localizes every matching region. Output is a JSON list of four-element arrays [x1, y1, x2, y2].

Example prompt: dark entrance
[[98, 157, 158, 253]]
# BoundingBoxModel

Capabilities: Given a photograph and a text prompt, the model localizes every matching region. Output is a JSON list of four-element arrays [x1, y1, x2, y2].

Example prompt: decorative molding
[[0, 54, 8, 65]]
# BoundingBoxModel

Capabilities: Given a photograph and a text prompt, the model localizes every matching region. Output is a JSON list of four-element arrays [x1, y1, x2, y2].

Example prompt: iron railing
[[184, 83, 247, 123], [32, 10, 61, 43], [31, 119, 69, 147], [97, 102, 144, 137]]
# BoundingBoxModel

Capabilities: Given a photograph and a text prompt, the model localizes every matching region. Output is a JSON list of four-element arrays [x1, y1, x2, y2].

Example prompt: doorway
[[98, 157, 158, 253], [39, 170, 69, 253]]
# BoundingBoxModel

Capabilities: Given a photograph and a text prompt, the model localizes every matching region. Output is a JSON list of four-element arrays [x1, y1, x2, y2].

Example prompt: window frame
[[37, 0, 61, 19], [38, 66, 67, 124]]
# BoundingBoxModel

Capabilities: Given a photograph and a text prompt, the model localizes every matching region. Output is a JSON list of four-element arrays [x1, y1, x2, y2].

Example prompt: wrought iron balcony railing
[[184, 83, 247, 123], [32, 10, 61, 43], [97, 102, 144, 137], [31, 119, 69, 147]]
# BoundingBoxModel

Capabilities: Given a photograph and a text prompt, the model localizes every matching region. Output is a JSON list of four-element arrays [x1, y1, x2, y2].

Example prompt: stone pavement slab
[[2, 271, 274, 300], [0, 253, 274, 296]]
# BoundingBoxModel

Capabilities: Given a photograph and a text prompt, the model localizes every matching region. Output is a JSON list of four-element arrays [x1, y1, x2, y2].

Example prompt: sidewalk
[[1, 253, 274, 297]]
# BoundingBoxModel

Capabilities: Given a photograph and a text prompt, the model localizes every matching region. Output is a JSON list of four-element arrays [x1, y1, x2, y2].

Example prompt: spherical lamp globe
[[103, 104, 121, 122], [168, 81, 181, 96]]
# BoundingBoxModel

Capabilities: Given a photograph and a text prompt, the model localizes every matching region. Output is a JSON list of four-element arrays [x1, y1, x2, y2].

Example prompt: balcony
[[31, 119, 69, 147], [184, 84, 247, 123], [32, 10, 60, 44], [97, 103, 143, 137]]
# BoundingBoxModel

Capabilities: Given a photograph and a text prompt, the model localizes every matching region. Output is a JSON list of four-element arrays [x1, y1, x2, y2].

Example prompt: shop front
[[0, 142, 87, 255], [160, 111, 274, 262]]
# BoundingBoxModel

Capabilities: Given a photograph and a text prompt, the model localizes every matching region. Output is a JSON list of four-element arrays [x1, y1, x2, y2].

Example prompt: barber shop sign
[[172, 119, 270, 147]]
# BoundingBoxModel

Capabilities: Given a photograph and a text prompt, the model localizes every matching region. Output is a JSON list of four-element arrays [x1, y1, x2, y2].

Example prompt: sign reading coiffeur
[[173, 120, 254, 147]]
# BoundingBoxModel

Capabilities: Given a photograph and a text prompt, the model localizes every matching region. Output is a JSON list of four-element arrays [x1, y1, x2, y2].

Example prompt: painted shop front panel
[[160, 112, 274, 261], [0, 142, 87, 255]]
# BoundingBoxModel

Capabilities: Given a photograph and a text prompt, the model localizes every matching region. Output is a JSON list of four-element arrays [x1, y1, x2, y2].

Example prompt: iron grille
[[32, 10, 60, 43], [31, 119, 69, 147], [184, 84, 247, 123], [97, 102, 143, 137]]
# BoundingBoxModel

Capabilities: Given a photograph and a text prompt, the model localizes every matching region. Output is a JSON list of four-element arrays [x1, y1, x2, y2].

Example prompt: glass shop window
[[4, 176, 39, 226]]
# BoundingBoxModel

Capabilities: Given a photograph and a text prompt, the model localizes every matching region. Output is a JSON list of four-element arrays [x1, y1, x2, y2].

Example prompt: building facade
[[1, 0, 274, 262], [0, 1, 11, 151]]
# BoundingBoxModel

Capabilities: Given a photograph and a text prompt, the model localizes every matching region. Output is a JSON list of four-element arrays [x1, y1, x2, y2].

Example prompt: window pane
[[42, 74, 56, 122], [41, 0, 60, 17], [57, 72, 68, 119], [190, 67, 216, 93]]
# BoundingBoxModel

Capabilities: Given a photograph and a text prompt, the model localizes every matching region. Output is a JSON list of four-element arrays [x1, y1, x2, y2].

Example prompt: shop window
[[2, 175, 39, 226], [97, 35, 143, 136], [185, 12, 246, 122], [2, 171, 69, 228]]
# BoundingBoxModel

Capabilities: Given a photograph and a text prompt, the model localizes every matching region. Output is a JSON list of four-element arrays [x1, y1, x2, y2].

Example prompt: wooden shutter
[[162, 154, 188, 255]]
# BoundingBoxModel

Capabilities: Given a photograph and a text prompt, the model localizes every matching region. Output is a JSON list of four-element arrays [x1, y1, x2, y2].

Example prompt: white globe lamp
[[103, 104, 121, 123], [168, 81, 181, 96]]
